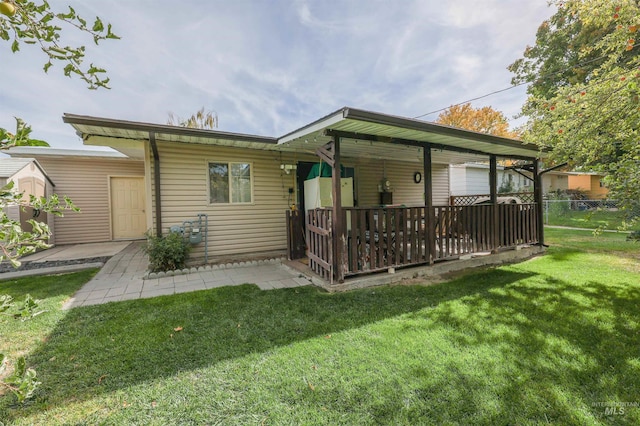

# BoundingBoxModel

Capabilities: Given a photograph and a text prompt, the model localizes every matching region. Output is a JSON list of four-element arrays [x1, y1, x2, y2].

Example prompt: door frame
[[108, 175, 147, 240]]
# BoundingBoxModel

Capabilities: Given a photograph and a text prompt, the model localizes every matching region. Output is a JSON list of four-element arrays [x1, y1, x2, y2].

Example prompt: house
[[541, 170, 569, 194], [6, 148, 144, 245], [46, 107, 547, 286], [0, 157, 53, 233], [567, 172, 608, 199], [449, 162, 530, 196]]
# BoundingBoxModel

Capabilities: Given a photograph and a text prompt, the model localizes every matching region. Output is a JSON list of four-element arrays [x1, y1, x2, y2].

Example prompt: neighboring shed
[[0, 157, 53, 233], [7, 148, 145, 245], [0, 157, 49, 197]]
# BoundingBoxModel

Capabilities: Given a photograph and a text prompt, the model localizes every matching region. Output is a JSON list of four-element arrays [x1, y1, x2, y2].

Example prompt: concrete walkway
[[62, 242, 311, 309], [20, 241, 132, 262]]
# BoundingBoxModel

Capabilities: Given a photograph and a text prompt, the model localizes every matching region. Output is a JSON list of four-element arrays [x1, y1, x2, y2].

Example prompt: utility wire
[[412, 43, 638, 120]]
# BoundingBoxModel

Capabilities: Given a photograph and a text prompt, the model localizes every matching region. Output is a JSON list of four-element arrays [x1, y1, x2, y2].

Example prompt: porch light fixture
[[280, 164, 297, 174]]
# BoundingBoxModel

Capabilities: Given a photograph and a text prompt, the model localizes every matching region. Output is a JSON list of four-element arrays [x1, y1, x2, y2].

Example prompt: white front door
[[110, 177, 146, 239]]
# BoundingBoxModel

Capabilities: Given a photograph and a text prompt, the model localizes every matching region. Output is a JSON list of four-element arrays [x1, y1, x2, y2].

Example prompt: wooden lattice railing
[[450, 192, 535, 206]]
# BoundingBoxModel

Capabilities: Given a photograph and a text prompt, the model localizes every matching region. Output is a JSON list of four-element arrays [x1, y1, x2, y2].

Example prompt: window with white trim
[[208, 162, 252, 204]]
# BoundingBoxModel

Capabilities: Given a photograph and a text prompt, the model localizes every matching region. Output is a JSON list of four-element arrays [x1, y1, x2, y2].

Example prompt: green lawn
[[545, 207, 639, 230], [1, 230, 639, 425]]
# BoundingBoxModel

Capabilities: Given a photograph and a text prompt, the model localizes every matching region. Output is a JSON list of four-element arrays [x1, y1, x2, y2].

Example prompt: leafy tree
[[511, 0, 640, 219], [435, 103, 519, 138], [1, 0, 120, 89], [509, 0, 639, 104], [1, 0, 118, 402], [167, 107, 219, 129]]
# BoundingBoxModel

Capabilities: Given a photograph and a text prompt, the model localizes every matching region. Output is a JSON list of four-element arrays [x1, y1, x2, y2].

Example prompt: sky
[[1, 0, 556, 151]]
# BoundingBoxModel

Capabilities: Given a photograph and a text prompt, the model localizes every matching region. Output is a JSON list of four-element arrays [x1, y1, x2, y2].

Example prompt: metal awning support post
[[330, 135, 345, 283], [423, 145, 434, 264], [533, 160, 545, 246], [489, 155, 499, 253]]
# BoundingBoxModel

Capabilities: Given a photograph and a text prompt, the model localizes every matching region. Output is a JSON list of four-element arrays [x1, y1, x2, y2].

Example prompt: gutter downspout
[[149, 132, 162, 236]]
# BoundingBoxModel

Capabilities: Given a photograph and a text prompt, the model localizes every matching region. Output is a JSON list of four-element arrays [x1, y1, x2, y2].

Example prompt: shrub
[[144, 231, 191, 272]]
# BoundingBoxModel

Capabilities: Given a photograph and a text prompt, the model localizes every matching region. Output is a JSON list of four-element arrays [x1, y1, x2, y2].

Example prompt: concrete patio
[[60, 241, 311, 309], [0, 240, 311, 308]]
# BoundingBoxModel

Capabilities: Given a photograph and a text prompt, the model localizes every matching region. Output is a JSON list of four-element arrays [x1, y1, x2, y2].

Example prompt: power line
[[412, 44, 637, 120], [412, 82, 529, 119]]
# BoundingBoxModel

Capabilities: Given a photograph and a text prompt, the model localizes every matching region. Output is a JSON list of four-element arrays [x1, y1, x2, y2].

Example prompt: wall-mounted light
[[280, 164, 297, 174]]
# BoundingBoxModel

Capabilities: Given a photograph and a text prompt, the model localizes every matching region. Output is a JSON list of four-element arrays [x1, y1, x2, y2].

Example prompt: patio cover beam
[[323, 129, 538, 161]]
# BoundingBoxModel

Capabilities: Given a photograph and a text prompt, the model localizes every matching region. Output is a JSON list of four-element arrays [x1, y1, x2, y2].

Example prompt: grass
[[1, 231, 639, 425]]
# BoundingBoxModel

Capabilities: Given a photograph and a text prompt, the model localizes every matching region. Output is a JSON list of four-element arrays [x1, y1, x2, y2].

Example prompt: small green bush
[[144, 231, 191, 272]]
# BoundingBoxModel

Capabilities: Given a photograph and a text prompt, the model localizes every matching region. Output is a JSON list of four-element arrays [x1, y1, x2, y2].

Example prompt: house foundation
[[284, 245, 545, 293]]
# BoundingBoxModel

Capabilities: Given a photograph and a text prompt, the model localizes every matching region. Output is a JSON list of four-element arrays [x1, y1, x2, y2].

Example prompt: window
[[209, 162, 252, 204]]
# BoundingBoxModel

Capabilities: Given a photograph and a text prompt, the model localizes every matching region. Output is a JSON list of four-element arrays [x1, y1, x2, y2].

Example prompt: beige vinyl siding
[[33, 157, 144, 245], [151, 141, 303, 262], [355, 159, 449, 206], [152, 141, 452, 262]]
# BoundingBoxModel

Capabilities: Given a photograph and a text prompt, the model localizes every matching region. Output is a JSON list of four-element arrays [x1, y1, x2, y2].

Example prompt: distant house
[[449, 163, 529, 196], [449, 164, 610, 200], [0, 157, 53, 233], [541, 170, 569, 194], [567, 172, 608, 199]]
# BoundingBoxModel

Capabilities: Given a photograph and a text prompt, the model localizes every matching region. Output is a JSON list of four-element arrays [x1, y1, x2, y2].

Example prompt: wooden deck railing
[[305, 203, 539, 281], [306, 208, 333, 281], [345, 206, 430, 274]]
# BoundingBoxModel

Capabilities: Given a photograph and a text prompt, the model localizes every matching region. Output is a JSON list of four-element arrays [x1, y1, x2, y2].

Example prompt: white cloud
[[0, 0, 555, 149]]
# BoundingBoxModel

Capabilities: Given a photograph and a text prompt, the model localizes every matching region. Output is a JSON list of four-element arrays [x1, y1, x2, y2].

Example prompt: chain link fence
[[542, 199, 632, 228]]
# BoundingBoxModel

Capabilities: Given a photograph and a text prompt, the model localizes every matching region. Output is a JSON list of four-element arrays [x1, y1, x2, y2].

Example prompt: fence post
[[544, 200, 548, 225]]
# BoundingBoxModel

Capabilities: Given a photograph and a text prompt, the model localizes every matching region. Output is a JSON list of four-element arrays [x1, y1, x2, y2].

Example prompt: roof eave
[[63, 113, 279, 145], [342, 107, 544, 157], [277, 107, 347, 144]]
